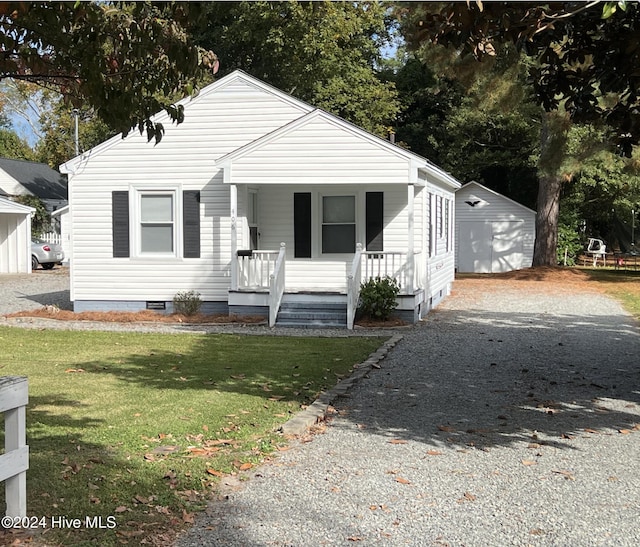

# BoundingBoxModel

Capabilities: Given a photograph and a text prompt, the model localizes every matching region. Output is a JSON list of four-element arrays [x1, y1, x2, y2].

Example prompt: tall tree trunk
[[532, 174, 562, 266], [532, 111, 570, 267]]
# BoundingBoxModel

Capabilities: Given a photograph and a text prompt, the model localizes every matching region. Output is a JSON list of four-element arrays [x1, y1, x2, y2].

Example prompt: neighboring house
[[0, 196, 35, 274], [60, 70, 461, 328], [455, 181, 536, 273], [0, 157, 68, 221]]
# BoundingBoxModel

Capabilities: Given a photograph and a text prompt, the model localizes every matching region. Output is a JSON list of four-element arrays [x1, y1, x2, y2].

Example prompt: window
[[322, 195, 355, 253], [140, 193, 175, 253], [112, 190, 200, 259]]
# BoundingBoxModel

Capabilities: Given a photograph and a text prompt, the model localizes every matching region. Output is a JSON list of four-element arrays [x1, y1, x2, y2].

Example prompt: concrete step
[[276, 301, 347, 328]]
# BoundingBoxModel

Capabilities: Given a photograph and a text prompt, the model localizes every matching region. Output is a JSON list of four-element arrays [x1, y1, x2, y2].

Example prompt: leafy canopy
[[402, 1, 640, 156], [0, 2, 218, 144]]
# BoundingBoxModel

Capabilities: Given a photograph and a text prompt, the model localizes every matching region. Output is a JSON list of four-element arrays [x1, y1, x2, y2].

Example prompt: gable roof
[[217, 107, 461, 189], [0, 195, 35, 215], [0, 157, 68, 200], [60, 70, 313, 174], [457, 181, 536, 215]]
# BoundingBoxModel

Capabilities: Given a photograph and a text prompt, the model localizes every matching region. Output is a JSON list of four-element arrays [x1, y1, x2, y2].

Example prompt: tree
[[192, 1, 399, 136], [35, 101, 114, 168], [400, 1, 640, 265], [0, 128, 34, 160], [0, 2, 218, 143], [384, 45, 540, 209]]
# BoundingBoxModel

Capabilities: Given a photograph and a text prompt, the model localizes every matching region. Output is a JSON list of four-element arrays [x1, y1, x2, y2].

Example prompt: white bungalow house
[[60, 71, 461, 328]]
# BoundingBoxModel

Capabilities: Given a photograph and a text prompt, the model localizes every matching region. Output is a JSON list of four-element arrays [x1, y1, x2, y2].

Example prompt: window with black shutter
[[365, 192, 383, 252], [183, 190, 201, 258], [294, 192, 312, 258], [112, 191, 130, 257]]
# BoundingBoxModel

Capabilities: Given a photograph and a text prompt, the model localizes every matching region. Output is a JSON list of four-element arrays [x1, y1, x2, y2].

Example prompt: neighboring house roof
[[0, 157, 68, 200], [0, 195, 36, 215], [456, 180, 536, 215]]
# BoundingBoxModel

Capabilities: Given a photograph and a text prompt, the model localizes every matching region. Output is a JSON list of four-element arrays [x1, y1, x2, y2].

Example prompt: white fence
[[1, 376, 29, 518], [37, 232, 61, 245]]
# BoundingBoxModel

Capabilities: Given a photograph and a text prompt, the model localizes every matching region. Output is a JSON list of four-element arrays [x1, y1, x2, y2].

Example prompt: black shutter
[[112, 191, 130, 257], [294, 192, 312, 258], [366, 192, 384, 252], [183, 190, 201, 258]]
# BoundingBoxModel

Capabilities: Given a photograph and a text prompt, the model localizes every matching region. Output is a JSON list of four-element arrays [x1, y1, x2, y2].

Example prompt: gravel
[[0, 268, 72, 314], [175, 283, 640, 547]]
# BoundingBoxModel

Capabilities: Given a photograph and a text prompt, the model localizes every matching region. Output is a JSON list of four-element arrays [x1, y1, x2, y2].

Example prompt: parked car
[[31, 238, 64, 270]]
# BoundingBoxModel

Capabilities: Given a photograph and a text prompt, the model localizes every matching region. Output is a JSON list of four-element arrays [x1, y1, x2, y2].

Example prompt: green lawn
[[583, 268, 640, 319], [0, 327, 385, 546]]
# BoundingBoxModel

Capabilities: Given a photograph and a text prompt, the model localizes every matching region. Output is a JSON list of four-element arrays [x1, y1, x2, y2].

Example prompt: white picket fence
[[1, 376, 29, 518], [37, 232, 62, 245]]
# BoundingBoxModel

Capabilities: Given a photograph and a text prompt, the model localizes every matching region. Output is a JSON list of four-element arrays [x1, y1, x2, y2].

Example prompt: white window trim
[[131, 185, 182, 259]]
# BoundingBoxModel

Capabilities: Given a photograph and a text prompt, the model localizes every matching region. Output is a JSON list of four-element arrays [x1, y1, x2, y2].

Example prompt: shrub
[[358, 276, 400, 321], [173, 290, 202, 316]]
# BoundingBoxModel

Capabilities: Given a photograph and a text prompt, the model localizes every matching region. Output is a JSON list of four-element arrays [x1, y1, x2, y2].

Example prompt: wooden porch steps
[[275, 301, 347, 329]]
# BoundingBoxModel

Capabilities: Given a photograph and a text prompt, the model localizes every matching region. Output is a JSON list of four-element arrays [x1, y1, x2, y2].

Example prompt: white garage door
[[458, 221, 524, 273]]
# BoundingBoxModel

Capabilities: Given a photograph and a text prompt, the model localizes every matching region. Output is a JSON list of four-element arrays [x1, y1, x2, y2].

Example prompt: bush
[[173, 290, 202, 316], [358, 276, 400, 321], [557, 222, 583, 266]]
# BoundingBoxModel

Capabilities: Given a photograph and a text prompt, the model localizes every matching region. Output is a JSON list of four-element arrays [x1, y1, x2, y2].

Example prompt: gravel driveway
[[176, 280, 640, 547], [0, 268, 71, 314]]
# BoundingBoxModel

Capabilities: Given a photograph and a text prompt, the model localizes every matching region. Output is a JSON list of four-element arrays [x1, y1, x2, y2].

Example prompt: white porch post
[[230, 184, 238, 291], [407, 183, 415, 292]]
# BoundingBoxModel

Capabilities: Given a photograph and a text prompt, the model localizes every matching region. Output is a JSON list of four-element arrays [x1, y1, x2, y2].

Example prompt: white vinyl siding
[[66, 75, 310, 303]]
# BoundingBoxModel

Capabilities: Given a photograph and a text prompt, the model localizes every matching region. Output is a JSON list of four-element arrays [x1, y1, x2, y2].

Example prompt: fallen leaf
[[552, 469, 575, 480], [395, 476, 411, 485], [521, 460, 537, 466], [114, 506, 129, 513], [457, 491, 476, 503], [618, 429, 631, 435], [426, 449, 443, 456], [182, 510, 195, 524], [206, 468, 224, 477], [437, 425, 455, 432], [347, 537, 364, 542], [388, 439, 407, 445], [237, 462, 253, 471], [584, 428, 599, 434]]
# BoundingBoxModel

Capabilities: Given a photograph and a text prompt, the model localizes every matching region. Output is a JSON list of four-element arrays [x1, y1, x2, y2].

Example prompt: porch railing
[[362, 250, 423, 292], [237, 249, 281, 290], [346, 243, 364, 330], [1, 376, 29, 518], [269, 243, 287, 327]]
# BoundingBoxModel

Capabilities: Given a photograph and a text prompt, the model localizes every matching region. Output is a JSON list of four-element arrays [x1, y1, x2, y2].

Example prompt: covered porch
[[226, 180, 426, 329]]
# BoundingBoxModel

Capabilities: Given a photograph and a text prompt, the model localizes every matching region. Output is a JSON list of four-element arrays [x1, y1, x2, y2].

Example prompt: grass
[[0, 328, 385, 546], [582, 267, 640, 320]]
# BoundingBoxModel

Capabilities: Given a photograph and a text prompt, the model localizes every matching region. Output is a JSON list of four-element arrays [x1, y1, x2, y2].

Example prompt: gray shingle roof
[[0, 157, 67, 200]]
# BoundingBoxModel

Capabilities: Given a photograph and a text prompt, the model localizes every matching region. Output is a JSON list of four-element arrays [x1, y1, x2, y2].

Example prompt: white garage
[[0, 196, 35, 274], [455, 181, 536, 273]]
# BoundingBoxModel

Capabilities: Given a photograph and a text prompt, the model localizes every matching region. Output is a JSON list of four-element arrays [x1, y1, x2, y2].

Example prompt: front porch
[[228, 243, 425, 328]]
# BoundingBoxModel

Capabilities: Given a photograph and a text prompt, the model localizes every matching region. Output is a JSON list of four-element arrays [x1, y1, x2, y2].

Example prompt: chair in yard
[[587, 238, 607, 267]]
